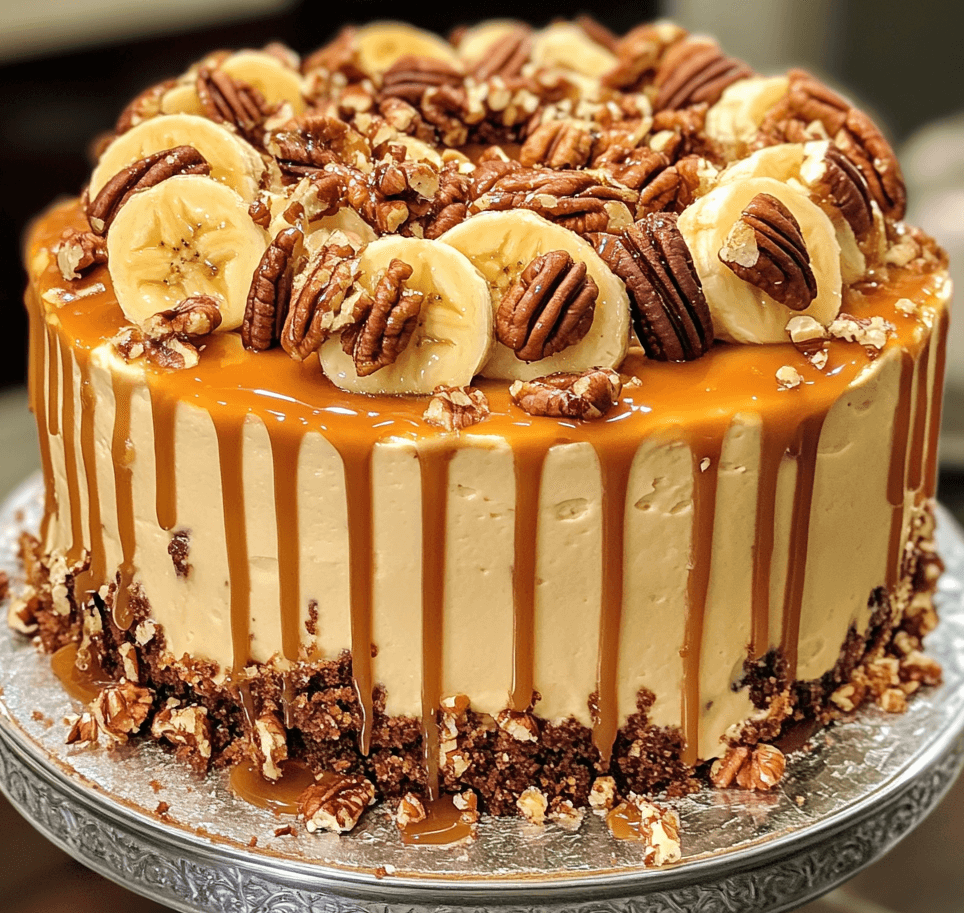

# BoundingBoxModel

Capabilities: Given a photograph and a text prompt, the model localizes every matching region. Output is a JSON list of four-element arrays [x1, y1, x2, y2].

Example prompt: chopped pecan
[[395, 792, 427, 828], [520, 121, 593, 170], [470, 27, 533, 80], [828, 313, 894, 354], [634, 154, 710, 215], [711, 744, 786, 790], [87, 146, 211, 234], [151, 703, 212, 771], [834, 107, 906, 221], [341, 259, 423, 376], [56, 228, 107, 281], [243, 227, 303, 351], [92, 681, 153, 743], [196, 66, 274, 142], [496, 250, 598, 361], [808, 144, 874, 240], [299, 772, 376, 834], [67, 712, 99, 745], [719, 193, 817, 310], [421, 83, 470, 147], [423, 385, 490, 431], [517, 786, 548, 825], [145, 295, 223, 338], [267, 115, 369, 181], [606, 798, 681, 865], [509, 367, 622, 420], [254, 711, 288, 781], [589, 775, 617, 812], [603, 21, 687, 91], [653, 38, 753, 112], [302, 26, 364, 81], [248, 197, 273, 229], [380, 55, 463, 106], [110, 325, 200, 371], [282, 240, 363, 361], [591, 214, 713, 361], [7, 586, 39, 635], [114, 78, 177, 134], [168, 530, 191, 578], [496, 709, 539, 742]]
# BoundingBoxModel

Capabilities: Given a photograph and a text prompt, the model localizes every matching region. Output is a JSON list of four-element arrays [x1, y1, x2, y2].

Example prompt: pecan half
[[423, 385, 490, 431], [380, 55, 463, 105], [470, 27, 533, 80], [635, 155, 710, 215], [341, 259, 424, 376], [299, 773, 376, 834], [197, 67, 273, 142], [282, 241, 363, 361], [520, 121, 593, 170], [835, 107, 906, 221], [151, 703, 212, 772], [115, 78, 178, 134], [243, 227, 303, 351], [92, 681, 153, 743], [591, 214, 713, 361], [711, 744, 786, 790], [653, 38, 753, 112], [267, 115, 369, 181], [497, 251, 598, 361], [56, 228, 107, 281], [145, 295, 223, 338], [603, 21, 687, 91], [809, 144, 874, 240], [509, 367, 622, 420], [719, 193, 817, 310], [87, 146, 210, 234]]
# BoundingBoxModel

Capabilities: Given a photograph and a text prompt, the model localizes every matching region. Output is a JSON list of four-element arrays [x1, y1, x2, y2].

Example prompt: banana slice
[[107, 174, 269, 331], [529, 22, 618, 79], [354, 22, 462, 76], [677, 176, 842, 344], [91, 114, 264, 203], [704, 76, 789, 151], [438, 210, 630, 381], [319, 236, 492, 394]]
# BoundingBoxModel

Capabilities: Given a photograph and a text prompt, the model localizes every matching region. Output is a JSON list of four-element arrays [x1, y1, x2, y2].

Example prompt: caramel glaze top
[[26, 199, 948, 782]]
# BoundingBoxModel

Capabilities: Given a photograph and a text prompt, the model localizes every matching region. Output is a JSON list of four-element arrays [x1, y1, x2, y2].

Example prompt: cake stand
[[0, 473, 962, 913]]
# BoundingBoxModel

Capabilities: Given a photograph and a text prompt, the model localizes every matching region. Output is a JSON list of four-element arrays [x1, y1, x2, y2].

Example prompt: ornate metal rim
[[1, 473, 962, 912]]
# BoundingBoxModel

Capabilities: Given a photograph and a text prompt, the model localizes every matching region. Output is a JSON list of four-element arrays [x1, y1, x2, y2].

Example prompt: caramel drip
[[418, 444, 455, 799], [29, 313, 56, 545], [272, 432, 303, 664], [110, 375, 136, 631], [47, 323, 60, 437], [51, 642, 112, 703], [339, 447, 375, 756], [780, 414, 827, 677], [509, 444, 546, 712], [238, 680, 257, 730], [74, 353, 106, 596], [150, 388, 179, 532], [399, 795, 474, 846], [907, 346, 931, 496], [229, 758, 315, 814], [924, 309, 950, 498], [680, 438, 723, 767], [606, 802, 651, 841], [281, 674, 296, 728], [885, 352, 915, 590], [592, 452, 633, 766], [56, 336, 85, 565], [216, 416, 252, 670]]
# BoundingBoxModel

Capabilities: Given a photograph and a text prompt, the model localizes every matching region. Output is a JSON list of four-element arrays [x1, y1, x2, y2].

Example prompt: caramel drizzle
[[216, 416, 252, 670], [340, 447, 375, 756], [272, 431, 303, 664], [680, 438, 722, 767], [885, 352, 915, 590], [780, 414, 827, 677], [418, 444, 455, 799], [56, 336, 85, 565], [150, 388, 179, 532], [75, 352, 106, 595], [509, 444, 546, 712], [30, 317, 56, 545], [924, 310, 950, 498], [399, 795, 474, 845], [109, 375, 136, 631], [907, 345, 931, 496], [47, 323, 60, 437]]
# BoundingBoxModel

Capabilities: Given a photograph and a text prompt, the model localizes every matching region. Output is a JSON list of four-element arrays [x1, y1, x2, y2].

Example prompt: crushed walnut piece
[[91, 681, 153, 744], [828, 313, 894, 354], [786, 315, 828, 367], [66, 712, 99, 746], [299, 772, 376, 834], [710, 743, 786, 790], [496, 709, 539, 743], [606, 796, 682, 865], [517, 786, 548, 826], [510, 367, 622, 420], [548, 798, 586, 832], [56, 228, 107, 281], [394, 792, 427, 829], [589, 775, 617, 813], [7, 586, 39, 636], [776, 365, 804, 390], [423, 385, 490, 431], [144, 295, 223, 339], [254, 711, 288, 781], [151, 702, 212, 770]]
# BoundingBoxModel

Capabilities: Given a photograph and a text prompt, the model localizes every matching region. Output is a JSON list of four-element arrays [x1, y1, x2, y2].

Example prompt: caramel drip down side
[[271, 430, 303, 664], [109, 375, 136, 631], [74, 350, 106, 596], [30, 313, 56, 545], [907, 345, 931, 496], [925, 310, 950, 498], [780, 414, 827, 678], [47, 323, 60, 437], [216, 416, 252, 670], [56, 335, 85, 565], [230, 758, 315, 814], [399, 796, 474, 845], [886, 352, 915, 590], [680, 438, 722, 767], [150, 388, 179, 532], [509, 444, 546, 712], [339, 447, 376, 756], [418, 444, 455, 799]]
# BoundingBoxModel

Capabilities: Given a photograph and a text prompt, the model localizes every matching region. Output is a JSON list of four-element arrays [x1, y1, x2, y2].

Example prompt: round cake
[[14, 17, 950, 851]]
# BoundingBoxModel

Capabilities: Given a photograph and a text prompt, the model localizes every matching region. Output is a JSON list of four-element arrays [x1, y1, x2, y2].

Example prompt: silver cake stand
[[0, 473, 962, 913]]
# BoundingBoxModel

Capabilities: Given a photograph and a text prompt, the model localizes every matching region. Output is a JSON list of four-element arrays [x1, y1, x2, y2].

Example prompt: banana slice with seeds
[[354, 22, 462, 76], [107, 174, 269, 331], [439, 210, 629, 381], [319, 236, 492, 395], [91, 114, 264, 203]]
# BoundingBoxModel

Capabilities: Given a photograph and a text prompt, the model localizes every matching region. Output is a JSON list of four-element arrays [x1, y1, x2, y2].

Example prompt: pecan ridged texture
[[299, 773, 376, 834], [520, 121, 593, 170], [470, 27, 533, 80], [591, 213, 713, 362], [197, 66, 274, 142], [380, 55, 464, 106], [510, 368, 622, 420], [497, 250, 598, 361], [719, 193, 817, 311], [147, 295, 223, 339], [341, 259, 424, 377], [282, 240, 361, 361], [602, 21, 687, 90], [114, 79, 177, 134], [87, 145, 210, 233], [423, 385, 491, 431], [811, 144, 874, 240], [268, 115, 368, 182], [653, 38, 753, 112], [56, 228, 108, 281], [243, 227, 302, 351]]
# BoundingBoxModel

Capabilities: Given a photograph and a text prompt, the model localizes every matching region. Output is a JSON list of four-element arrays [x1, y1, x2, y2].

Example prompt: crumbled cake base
[[13, 504, 943, 816]]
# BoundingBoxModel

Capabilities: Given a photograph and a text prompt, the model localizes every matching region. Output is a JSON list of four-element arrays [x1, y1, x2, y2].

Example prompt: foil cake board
[[0, 472, 961, 913]]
